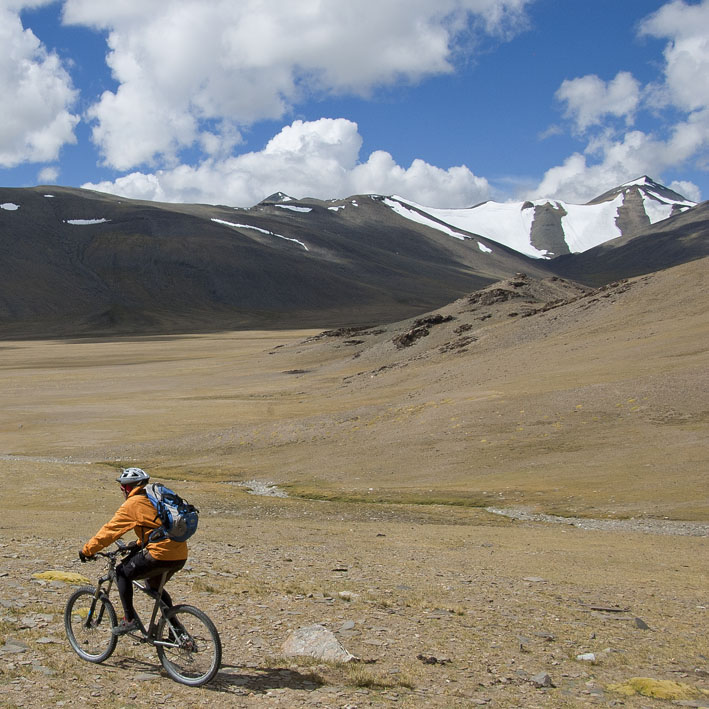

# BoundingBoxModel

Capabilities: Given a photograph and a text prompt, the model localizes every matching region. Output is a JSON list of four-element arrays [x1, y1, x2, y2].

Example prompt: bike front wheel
[[64, 586, 118, 663], [156, 604, 222, 686]]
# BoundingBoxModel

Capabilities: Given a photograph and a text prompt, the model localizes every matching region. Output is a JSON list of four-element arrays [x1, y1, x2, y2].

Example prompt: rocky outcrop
[[615, 188, 651, 235], [528, 202, 570, 257]]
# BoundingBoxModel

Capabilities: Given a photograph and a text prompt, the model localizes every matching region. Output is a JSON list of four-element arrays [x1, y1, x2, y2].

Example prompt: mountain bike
[[64, 541, 221, 686]]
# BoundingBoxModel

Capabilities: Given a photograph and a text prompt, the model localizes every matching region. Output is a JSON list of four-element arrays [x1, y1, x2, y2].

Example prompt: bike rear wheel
[[64, 586, 118, 663], [156, 604, 221, 686]]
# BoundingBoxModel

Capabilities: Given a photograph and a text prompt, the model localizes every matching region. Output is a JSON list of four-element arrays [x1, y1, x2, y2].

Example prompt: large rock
[[281, 624, 356, 663]]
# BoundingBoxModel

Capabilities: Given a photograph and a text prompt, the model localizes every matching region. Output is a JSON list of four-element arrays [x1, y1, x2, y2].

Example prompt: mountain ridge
[[387, 175, 697, 258], [0, 177, 706, 337], [0, 185, 551, 337]]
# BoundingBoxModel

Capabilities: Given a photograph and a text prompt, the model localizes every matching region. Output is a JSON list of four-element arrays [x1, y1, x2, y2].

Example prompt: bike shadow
[[210, 664, 324, 694], [107, 658, 323, 694]]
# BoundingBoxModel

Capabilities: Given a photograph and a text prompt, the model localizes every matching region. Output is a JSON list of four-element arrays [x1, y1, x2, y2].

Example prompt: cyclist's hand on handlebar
[[117, 539, 138, 552], [78, 550, 94, 563]]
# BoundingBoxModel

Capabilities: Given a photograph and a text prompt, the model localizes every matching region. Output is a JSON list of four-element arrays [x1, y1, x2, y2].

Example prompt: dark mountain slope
[[0, 186, 551, 337]]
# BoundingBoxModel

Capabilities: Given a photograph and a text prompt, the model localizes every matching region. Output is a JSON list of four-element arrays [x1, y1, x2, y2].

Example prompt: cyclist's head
[[117, 467, 149, 496]]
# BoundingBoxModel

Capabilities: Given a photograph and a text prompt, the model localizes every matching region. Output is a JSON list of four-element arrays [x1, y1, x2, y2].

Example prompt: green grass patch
[[283, 484, 490, 509]]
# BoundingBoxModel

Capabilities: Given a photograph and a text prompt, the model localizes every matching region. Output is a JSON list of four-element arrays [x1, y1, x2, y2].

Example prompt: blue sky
[[1, 0, 708, 207]]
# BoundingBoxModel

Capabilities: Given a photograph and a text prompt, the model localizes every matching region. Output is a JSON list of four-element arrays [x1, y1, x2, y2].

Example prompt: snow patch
[[560, 198, 622, 252], [390, 187, 692, 257], [383, 198, 469, 241], [275, 204, 312, 213], [44, 194, 55, 198], [1, 203, 20, 211], [65, 218, 109, 225], [640, 192, 693, 224], [641, 195, 675, 224], [392, 196, 549, 255], [477, 241, 492, 253], [211, 218, 309, 251], [620, 176, 653, 188], [328, 205, 345, 212], [212, 219, 271, 235]]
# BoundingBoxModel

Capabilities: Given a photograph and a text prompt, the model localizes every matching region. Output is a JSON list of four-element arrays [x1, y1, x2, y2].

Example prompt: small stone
[[576, 653, 596, 663], [282, 624, 356, 662], [634, 617, 650, 630], [32, 664, 56, 676], [530, 672, 554, 688], [0, 638, 29, 655], [417, 654, 451, 665], [338, 590, 359, 601]]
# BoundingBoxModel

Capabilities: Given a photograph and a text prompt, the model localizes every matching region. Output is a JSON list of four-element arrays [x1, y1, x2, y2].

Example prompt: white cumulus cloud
[[62, 0, 531, 171], [532, 124, 706, 203], [82, 118, 491, 208], [37, 165, 60, 183], [0, 1, 79, 167], [532, 0, 709, 203], [639, 0, 709, 113], [669, 179, 701, 202], [556, 71, 641, 133]]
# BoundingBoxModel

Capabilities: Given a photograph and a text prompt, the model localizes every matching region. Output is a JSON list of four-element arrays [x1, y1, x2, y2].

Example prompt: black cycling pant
[[115, 548, 186, 622]]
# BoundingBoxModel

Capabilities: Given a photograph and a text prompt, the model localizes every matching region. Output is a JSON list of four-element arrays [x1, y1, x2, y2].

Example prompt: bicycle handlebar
[[88, 540, 140, 561]]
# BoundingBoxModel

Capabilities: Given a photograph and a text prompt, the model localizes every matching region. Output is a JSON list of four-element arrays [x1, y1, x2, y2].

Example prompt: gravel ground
[[486, 507, 709, 537]]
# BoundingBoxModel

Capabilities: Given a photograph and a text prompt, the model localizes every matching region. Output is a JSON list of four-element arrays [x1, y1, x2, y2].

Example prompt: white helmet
[[116, 467, 150, 485]]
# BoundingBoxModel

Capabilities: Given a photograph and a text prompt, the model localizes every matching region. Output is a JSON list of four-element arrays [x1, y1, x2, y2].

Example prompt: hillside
[[202, 257, 707, 520], [0, 186, 551, 338]]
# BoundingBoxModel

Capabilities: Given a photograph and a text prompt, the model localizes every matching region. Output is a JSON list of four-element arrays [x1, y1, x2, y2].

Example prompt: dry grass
[[0, 261, 707, 706], [3, 263, 707, 520], [1, 464, 708, 707]]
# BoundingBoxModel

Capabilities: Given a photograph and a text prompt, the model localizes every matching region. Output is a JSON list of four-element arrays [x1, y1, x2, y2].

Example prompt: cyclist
[[79, 467, 188, 635]]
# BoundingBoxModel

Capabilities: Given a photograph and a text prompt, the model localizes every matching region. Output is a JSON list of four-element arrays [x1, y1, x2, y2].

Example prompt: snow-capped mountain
[[384, 176, 696, 259], [0, 177, 705, 337]]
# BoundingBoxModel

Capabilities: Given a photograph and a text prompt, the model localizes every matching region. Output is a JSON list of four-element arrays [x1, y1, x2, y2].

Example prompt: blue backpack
[[144, 482, 199, 543]]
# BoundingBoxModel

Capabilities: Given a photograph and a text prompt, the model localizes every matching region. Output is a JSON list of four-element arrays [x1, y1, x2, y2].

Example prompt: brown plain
[[1, 259, 707, 707]]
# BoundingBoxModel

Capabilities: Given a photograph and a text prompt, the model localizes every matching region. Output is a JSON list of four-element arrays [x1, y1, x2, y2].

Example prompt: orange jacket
[[82, 486, 188, 561]]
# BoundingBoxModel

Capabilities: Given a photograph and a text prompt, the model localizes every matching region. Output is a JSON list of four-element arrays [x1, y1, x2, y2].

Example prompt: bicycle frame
[[132, 573, 179, 646], [87, 547, 181, 649]]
